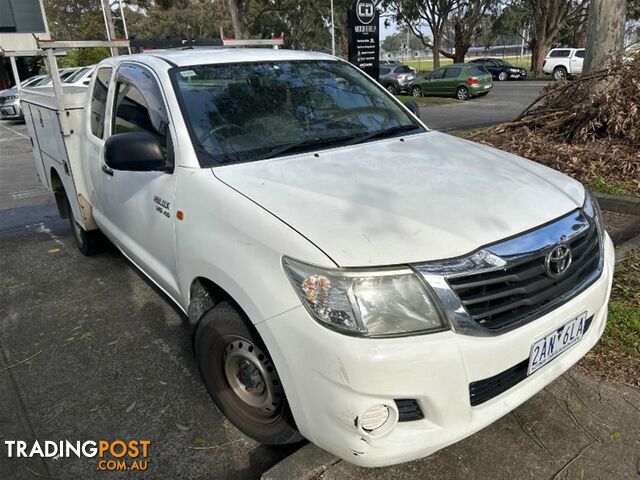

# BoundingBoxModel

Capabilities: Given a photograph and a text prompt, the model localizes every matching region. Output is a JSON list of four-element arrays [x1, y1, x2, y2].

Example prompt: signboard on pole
[[347, 0, 379, 79]]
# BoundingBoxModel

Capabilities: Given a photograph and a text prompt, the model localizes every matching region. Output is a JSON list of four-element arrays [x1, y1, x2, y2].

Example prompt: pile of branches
[[468, 59, 640, 196]]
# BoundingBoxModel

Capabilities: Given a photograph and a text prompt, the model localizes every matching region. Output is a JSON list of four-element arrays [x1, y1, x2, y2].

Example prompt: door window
[[575, 50, 585, 58], [89, 67, 112, 139], [112, 63, 168, 148], [550, 49, 571, 57], [443, 67, 461, 79], [429, 68, 444, 79]]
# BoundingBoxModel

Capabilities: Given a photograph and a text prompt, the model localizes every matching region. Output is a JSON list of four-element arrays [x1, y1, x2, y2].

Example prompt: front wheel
[[411, 86, 422, 97], [195, 301, 303, 445], [65, 196, 105, 256], [553, 67, 567, 81], [498, 71, 508, 81], [456, 86, 470, 101], [385, 84, 397, 95]]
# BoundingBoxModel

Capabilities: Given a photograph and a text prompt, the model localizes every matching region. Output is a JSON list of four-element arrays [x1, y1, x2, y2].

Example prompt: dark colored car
[[378, 65, 416, 95], [409, 64, 492, 100], [469, 58, 527, 81]]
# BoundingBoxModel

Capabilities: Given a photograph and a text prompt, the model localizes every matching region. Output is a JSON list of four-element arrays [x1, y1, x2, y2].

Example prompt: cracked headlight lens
[[283, 257, 446, 337]]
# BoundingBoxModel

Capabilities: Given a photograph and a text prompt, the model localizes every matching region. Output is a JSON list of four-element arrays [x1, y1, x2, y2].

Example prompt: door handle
[[101, 164, 113, 176]]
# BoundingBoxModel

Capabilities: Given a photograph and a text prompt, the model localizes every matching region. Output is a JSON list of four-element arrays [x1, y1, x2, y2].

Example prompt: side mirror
[[403, 101, 420, 119], [105, 132, 166, 172]]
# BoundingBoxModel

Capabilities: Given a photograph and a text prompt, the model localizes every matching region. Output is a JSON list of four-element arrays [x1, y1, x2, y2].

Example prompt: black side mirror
[[403, 101, 421, 119], [105, 132, 166, 172]]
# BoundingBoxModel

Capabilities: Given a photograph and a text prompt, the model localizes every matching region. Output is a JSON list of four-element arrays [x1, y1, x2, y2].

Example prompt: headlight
[[583, 189, 604, 238], [6, 95, 18, 100], [283, 257, 446, 337], [509, 68, 519, 73]]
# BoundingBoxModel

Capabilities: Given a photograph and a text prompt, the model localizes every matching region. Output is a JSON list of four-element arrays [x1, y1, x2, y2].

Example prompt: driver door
[[422, 68, 444, 95], [94, 63, 180, 299]]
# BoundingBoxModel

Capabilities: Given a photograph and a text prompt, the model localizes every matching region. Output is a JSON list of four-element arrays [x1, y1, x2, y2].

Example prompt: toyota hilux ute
[[21, 44, 614, 468]]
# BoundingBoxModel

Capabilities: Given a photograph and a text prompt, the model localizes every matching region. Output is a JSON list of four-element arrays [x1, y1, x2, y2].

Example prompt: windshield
[[496, 60, 513, 66], [64, 67, 90, 83], [171, 60, 423, 166]]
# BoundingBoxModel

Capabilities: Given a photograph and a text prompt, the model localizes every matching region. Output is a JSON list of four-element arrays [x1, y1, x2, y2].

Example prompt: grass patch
[[588, 177, 633, 196], [396, 95, 460, 106], [403, 55, 532, 73], [579, 250, 640, 387], [602, 251, 640, 357]]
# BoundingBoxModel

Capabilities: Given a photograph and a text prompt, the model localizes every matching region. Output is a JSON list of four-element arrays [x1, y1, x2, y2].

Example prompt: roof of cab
[[145, 48, 337, 67]]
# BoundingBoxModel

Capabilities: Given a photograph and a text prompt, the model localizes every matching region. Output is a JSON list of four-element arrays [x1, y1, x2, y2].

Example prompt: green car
[[409, 63, 493, 100]]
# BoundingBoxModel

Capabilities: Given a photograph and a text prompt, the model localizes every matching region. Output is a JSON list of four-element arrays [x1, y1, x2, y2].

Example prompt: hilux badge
[[545, 244, 572, 278]]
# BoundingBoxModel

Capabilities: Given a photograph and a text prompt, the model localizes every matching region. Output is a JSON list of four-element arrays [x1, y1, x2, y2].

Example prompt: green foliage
[[588, 177, 632, 196], [58, 48, 110, 68]]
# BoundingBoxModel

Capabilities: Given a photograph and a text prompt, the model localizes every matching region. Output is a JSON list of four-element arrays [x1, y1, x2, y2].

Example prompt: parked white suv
[[22, 48, 614, 467], [543, 48, 585, 80]]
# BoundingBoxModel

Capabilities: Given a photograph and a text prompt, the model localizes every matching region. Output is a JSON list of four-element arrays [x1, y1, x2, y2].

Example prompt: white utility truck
[[18, 40, 613, 467]]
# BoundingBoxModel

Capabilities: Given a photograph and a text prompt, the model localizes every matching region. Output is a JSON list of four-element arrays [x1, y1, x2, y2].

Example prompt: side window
[[550, 49, 570, 58], [430, 68, 444, 79], [575, 50, 585, 58], [112, 63, 168, 147], [444, 67, 461, 78], [90, 67, 112, 139]]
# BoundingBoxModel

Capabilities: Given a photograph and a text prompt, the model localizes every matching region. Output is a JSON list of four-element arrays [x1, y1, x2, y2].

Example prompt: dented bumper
[[258, 235, 614, 467]]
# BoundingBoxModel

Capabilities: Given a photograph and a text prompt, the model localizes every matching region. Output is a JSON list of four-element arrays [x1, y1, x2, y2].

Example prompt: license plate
[[528, 311, 588, 375]]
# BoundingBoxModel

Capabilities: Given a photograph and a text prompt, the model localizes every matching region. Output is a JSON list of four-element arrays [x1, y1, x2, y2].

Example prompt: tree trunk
[[100, 0, 118, 56], [432, 35, 441, 69], [584, 0, 627, 73], [227, 0, 249, 39], [530, 38, 549, 78]]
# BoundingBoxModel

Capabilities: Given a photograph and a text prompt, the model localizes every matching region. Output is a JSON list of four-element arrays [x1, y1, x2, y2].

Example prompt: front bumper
[[259, 234, 614, 467], [0, 100, 22, 120]]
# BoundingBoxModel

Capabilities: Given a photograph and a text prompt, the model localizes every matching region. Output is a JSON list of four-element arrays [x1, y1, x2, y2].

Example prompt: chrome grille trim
[[414, 208, 604, 337]]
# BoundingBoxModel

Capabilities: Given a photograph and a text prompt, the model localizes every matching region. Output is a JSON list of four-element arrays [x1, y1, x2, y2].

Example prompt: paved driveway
[[421, 80, 548, 132]]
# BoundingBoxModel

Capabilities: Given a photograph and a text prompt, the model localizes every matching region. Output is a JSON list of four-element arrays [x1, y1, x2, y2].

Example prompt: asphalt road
[[420, 80, 549, 132]]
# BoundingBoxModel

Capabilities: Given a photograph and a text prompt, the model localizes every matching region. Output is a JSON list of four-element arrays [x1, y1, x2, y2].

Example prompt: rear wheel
[[385, 84, 397, 95], [498, 71, 508, 81], [456, 86, 470, 101], [553, 66, 567, 81], [195, 301, 303, 445], [65, 196, 105, 256], [411, 86, 422, 97]]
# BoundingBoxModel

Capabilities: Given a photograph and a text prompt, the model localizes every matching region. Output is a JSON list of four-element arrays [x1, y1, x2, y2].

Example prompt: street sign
[[347, 0, 379, 79]]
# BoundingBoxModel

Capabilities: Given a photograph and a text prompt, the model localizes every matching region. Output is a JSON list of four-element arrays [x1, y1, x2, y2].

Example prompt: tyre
[[65, 196, 105, 256], [411, 86, 422, 97], [553, 66, 567, 81], [456, 86, 470, 101], [498, 71, 508, 81], [385, 84, 397, 95], [195, 301, 303, 445]]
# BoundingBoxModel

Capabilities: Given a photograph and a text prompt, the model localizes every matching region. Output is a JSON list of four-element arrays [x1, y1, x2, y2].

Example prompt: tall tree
[[384, 0, 456, 68], [227, 0, 250, 38], [583, 0, 627, 73]]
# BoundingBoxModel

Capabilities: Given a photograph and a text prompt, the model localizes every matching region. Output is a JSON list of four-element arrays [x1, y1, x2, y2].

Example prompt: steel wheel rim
[[222, 337, 282, 415]]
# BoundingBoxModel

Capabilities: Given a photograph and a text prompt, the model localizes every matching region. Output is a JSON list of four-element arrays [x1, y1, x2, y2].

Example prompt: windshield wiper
[[345, 124, 421, 146], [261, 135, 362, 160]]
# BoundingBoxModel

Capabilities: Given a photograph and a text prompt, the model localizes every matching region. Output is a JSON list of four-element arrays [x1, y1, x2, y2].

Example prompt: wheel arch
[[49, 167, 69, 219], [188, 276, 242, 334]]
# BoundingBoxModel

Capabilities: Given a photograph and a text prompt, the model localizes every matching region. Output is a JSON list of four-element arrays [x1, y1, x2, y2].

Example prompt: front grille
[[469, 315, 594, 406], [447, 222, 600, 331], [395, 399, 424, 422]]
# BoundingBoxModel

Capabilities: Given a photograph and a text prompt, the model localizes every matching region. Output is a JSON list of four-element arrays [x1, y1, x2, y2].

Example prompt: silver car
[[378, 65, 416, 95], [0, 75, 47, 121]]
